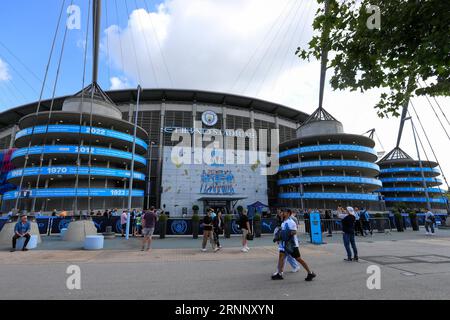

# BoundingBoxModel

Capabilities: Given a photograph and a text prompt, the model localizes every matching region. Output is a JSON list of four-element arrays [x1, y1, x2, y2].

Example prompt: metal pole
[[410, 118, 432, 211], [126, 85, 141, 239], [92, 0, 101, 84]]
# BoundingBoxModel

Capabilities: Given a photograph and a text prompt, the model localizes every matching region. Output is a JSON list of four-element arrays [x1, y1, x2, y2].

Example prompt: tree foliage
[[297, 0, 450, 118]]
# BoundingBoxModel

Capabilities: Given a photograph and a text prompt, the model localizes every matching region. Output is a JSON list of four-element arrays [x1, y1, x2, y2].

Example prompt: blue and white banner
[[380, 167, 440, 174], [384, 197, 448, 204], [279, 160, 380, 172], [378, 187, 444, 193], [278, 192, 379, 201], [11, 145, 147, 165], [3, 188, 145, 200], [380, 177, 442, 184], [279, 144, 377, 158], [278, 176, 382, 187], [15, 125, 148, 149], [7, 166, 145, 181]]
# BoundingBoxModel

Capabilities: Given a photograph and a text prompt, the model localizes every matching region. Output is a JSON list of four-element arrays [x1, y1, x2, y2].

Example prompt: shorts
[[142, 228, 155, 236], [279, 246, 301, 259], [242, 229, 249, 238]]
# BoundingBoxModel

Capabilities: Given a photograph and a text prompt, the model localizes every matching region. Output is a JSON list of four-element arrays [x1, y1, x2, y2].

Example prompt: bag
[[246, 233, 254, 241], [284, 239, 295, 256]]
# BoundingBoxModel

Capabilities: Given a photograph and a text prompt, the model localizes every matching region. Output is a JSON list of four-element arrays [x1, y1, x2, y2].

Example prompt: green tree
[[297, 0, 450, 118]]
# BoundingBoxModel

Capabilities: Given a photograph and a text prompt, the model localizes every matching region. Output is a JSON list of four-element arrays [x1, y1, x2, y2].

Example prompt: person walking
[[212, 209, 224, 251], [134, 211, 142, 237], [120, 210, 128, 237], [273, 210, 300, 274], [360, 208, 372, 236], [339, 207, 359, 262], [324, 209, 333, 237], [141, 207, 158, 251], [425, 209, 436, 235], [201, 210, 215, 252], [239, 209, 251, 252], [271, 210, 316, 281], [354, 207, 364, 236], [11, 215, 31, 252]]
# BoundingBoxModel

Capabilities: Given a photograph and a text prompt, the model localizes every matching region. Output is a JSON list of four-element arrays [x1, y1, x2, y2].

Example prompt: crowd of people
[[6, 204, 440, 281]]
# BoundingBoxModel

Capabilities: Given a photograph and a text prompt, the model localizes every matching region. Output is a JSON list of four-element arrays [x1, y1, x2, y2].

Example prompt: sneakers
[[240, 247, 248, 253], [305, 272, 316, 281], [245, 246, 250, 251], [10, 248, 15, 252], [344, 258, 353, 262], [22, 248, 28, 252], [271, 273, 284, 280], [354, 256, 359, 262], [201, 248, 207, 252], [214, 247, 220, 252], [291, 266, 300, 273]]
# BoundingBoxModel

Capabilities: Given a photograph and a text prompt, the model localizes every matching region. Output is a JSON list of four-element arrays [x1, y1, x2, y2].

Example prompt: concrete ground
[[1, 227, 450, 300]]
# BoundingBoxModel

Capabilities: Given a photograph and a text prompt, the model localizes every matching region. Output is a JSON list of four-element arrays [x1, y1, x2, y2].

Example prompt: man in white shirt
[[272, 210, 316, 281]]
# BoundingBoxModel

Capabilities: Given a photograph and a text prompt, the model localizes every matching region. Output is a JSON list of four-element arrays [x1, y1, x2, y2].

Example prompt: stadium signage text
[[161, 127, 256, 138]]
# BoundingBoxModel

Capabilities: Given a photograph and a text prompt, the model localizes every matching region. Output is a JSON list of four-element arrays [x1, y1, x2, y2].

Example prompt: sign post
[[309, 211, 322, 245]]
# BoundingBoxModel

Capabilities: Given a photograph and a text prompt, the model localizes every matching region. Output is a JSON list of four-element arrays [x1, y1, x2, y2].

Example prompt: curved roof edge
[[0, 88, 310, 131]]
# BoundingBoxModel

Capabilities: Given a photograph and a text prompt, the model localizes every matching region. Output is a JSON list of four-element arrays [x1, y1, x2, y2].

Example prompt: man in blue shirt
[[11, 215, 31, 252]]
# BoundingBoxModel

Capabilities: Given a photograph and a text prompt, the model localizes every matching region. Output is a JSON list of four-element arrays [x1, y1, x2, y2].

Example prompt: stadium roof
[[0, 88, 310, 131]]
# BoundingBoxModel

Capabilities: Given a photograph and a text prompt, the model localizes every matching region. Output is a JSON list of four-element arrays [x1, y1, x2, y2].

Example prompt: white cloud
[[0, 58, 11, 82], [109, 76, 131, 90], [101, 0, 450, 188]]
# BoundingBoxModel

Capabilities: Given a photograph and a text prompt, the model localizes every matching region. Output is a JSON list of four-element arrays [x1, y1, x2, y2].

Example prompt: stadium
[[0, 86, 310, 215], [277, 107, 383, 211]]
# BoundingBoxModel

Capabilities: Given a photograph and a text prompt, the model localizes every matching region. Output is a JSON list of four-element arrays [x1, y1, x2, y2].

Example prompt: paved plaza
[[1, 228, 450, 300]]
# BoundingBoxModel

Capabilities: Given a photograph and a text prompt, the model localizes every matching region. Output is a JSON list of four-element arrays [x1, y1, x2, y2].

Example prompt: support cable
[[133, 0, 159, 87], [410, 100, 450, 190], [421, 80, 450, 127], [409, 108, 448, 209], [142, 0, 174, 87], [242, 0, 298, 95], [228, 0, 293, 93], [73, 0, 93, 216], [14, 0, 67, 213], [114, 0, 126, 81], [255, 0, 304, 97], [271, 0, 310, 94], [124, 0, 143, 85], [30, 0, 74, 213]]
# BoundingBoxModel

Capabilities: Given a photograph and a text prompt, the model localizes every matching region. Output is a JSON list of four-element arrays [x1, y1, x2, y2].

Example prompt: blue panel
[[380, 177, 442, 184], [280, 144, 377, 158], [11, 146, 147, 165], [278, 192, 379, 201], [6, 166, 145, 181], [277, 176, 382, 187], [380, 167, 440, 174], [15, 125, 148, 149], [279, 160, 380, 172], [384, 197, 448, 204], [3, 188, 145, 200], [309, 212, 322, 244], [378, 187, 444, 193]]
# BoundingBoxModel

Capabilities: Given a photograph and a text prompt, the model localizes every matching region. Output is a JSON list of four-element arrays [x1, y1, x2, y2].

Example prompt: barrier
[[16, 235, 38, 249], [84, 235, 104, 250]]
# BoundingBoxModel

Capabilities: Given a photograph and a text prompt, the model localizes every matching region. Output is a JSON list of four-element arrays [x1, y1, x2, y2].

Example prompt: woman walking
[[212, 210, 224, 251], [201, 210, 216, 252]]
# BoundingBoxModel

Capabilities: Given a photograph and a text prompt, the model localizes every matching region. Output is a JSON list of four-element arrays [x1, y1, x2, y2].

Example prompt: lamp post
[[146, 141, 155, 209], [125, 85, 141, 239]]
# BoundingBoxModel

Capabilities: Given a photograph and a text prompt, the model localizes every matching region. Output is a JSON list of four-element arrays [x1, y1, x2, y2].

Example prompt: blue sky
[[0, 0, 449, 184], [0, 0, 160, 111]]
